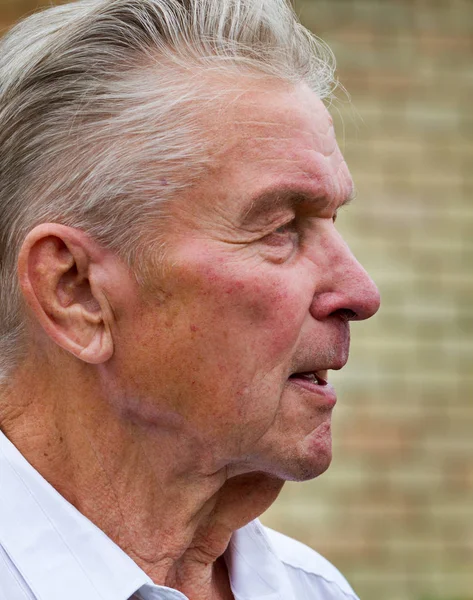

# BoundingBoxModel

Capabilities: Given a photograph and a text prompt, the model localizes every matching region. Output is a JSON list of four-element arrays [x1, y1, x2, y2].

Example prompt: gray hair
[[0, 0, 337, 380]]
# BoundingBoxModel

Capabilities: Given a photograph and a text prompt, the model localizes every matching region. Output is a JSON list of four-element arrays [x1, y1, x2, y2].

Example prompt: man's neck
[[0, 358, 283, 599]]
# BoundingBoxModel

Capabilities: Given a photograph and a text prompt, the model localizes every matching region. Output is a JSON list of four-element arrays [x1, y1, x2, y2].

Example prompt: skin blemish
[[190, 324, 198, 333], [225, 281, 245, 294]]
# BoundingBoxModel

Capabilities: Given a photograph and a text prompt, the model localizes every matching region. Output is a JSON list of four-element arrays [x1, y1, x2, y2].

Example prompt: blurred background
[[1, 1, 472, 599]]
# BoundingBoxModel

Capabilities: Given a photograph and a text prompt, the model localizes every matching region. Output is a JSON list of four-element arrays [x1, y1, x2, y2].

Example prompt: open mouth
[[288, 371, 328, 386]]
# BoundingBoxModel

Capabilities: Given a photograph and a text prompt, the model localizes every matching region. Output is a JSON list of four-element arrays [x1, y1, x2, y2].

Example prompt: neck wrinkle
[[0, 355, 284, 596]]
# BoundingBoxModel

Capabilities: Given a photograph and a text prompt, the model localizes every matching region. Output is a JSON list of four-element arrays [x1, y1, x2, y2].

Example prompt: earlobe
[[18, 224, 114, 364]]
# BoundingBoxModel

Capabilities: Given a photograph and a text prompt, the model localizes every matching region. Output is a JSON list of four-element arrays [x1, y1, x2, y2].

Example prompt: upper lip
[[289, 355, 349, 380], [290, 359, 348, 376]]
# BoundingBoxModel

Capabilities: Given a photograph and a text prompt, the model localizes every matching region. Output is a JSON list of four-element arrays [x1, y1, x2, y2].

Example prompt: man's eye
[[263, 220, 298, 246], [274, 222, 296, 234]]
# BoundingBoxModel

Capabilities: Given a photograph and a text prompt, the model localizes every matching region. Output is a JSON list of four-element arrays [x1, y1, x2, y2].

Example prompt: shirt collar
[[0, 431, 152, 600], [0, 431, 293, 600], [226, 520, 296, 600]]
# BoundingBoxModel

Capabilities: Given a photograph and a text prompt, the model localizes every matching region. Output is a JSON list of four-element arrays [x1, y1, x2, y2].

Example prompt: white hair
[[0, 0, 337, 380]]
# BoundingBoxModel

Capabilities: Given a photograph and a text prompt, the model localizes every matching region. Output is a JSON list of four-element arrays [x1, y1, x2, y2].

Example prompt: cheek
[[195, 264, 309, 359]]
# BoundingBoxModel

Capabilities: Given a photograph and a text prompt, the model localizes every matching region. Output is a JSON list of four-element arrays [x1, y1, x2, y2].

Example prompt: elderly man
[[0, 0, 380, 599]]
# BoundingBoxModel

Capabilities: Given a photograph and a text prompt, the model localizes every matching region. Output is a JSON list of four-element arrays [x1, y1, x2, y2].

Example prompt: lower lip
[[287, 377, 337, 408]]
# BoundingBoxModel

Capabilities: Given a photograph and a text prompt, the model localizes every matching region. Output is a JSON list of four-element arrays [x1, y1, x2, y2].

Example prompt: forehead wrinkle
[[236, 122, 339, 169], [236, 126, 335, 155]]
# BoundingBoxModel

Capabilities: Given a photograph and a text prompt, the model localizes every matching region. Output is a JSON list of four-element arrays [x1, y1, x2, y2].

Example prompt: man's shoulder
[[262, 525, 359, 599]]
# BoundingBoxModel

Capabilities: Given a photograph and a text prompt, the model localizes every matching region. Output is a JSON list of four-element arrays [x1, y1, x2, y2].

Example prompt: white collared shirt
[[0, 431, 358, 600]]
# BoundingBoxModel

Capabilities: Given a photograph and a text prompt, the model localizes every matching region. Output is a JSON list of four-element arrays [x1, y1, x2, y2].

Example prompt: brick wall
[[262, 2, 473, 600], [1, 2, 472, 600]]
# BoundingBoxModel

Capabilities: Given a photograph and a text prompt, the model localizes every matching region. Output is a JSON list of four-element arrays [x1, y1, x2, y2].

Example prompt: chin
[[283, 452, 333, 482], [269, 422, 334, 483]]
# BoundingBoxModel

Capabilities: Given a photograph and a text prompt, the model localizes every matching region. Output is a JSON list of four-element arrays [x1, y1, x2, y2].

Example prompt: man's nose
[[309, 233, 381, 322]]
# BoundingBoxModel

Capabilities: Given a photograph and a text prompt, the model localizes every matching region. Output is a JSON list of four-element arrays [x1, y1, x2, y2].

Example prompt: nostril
[[330, 308, 357, 321]]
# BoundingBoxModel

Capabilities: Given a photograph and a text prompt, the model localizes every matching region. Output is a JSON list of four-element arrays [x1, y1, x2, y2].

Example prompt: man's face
[[111, 82, 380, 482]]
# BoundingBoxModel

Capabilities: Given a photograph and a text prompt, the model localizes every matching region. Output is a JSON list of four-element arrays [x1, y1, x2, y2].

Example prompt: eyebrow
[[239, 185, 356, 224]]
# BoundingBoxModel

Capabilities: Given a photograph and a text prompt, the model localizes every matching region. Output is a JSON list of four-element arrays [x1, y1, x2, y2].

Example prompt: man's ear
[[18, 223, 114, 364]]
